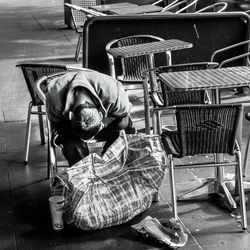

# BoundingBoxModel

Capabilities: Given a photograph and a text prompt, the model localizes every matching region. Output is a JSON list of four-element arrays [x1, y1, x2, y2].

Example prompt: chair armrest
[[211, 39, 250, 62], [218, 51, 250, 68]]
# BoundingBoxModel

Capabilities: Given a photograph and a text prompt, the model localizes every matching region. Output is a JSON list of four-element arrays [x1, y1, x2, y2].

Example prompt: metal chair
[[195, 2, 228, 13], [105, 34, 170, 90], [16, 63, 68, 164], [34, 68, 102, 181], [160, 104, 247, 230], [243, 113, 250, 178], [211, 39, 250, 100], [16, 63, 86, 165], [142, 62, 219, 134], [162, 0, 198, 13], [64, 1, 101, 61]]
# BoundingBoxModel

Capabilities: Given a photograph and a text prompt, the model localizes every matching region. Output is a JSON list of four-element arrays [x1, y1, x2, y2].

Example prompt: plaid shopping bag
[[58, 130, 166, 230]]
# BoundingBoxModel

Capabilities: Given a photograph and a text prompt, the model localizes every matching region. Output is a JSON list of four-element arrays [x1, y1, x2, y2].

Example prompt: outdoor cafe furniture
[[89, 2, 138, 13], [105, 35, 173, 91], [109, 4, 163, 15], [64, 0, 98, 27], [195, 2, 228, 13], [65, 3, 107, 61], [16, 63, 84, 170], [213, 40, 250, 177], [161, 0, 198, 13], [34, 68, 93, 181], [106, 37, 193, 92], [160, 103, 247, 231], [142, 62, 219, 134], [157, 65, 250, 212]]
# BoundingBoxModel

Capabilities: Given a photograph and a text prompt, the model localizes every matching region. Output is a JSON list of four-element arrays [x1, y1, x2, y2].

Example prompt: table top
[[90, 2, 138, 12], [106, 39, 193, 58], [159, 66, 250, 91], [110, 4, 163, 15]]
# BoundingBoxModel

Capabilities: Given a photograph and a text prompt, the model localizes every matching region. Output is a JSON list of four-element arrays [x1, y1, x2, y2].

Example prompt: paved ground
[[1, 0, 250, 249]]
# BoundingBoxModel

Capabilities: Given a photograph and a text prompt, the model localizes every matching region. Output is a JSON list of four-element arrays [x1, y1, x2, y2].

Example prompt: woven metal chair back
[[18, 64, 67, 106], [195, 2, 228, 13], [108, 35, 164, 82], [161, 104, 242, 158], [162, 0, 198, 13], [70, 0, 96, 31], [158, 62, 218, 106]]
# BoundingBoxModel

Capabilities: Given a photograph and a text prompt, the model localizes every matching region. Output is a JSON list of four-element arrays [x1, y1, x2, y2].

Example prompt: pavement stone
[[1, 0, 250, 249]]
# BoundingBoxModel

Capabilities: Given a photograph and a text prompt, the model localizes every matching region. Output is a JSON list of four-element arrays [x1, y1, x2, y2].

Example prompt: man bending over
[[46, 70, 135, 166]]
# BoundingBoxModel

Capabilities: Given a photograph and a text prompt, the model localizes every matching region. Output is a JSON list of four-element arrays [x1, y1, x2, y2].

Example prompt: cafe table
[[109, 4, 163, 15], [158, 65, 250, 211], [89, 2, 138, 13], [106, 38, 193, 134], [106, 39, 193, 91]]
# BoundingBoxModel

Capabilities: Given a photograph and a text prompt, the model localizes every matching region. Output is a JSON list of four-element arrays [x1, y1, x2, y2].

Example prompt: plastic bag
[[58, 130, 166, 230], [131, 216, 188, 249]]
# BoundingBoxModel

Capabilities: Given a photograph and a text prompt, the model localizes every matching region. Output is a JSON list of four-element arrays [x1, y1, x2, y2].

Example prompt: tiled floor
[[1, 0, 250, 249]]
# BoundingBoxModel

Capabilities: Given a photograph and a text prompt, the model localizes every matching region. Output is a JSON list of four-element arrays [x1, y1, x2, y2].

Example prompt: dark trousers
[[54, 115, 135, 166]]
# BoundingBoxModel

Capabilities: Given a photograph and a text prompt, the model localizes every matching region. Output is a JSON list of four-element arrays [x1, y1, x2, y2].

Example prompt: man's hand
[[102, 117, 116, 127]]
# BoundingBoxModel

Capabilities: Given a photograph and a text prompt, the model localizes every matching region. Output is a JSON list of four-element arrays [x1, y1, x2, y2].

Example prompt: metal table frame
[[158, 65, 250, 210]]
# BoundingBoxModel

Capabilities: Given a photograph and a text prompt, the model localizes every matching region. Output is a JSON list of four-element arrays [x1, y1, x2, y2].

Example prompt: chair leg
[[75, 34, 83, 61], [143, 77, 151, 134], [152, 110, 161, 134], [24, 102, 32, 164], [236, 150, 248, 230], [37, 105, 45, 145], [47, 140, 58, 180], [243, 128, 250, 177], [169, 154, 178, 220], [166, 51, 172, 65]]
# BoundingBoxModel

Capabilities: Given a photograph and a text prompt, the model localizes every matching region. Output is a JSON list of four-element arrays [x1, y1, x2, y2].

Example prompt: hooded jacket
[[46, 70, 132, 125]]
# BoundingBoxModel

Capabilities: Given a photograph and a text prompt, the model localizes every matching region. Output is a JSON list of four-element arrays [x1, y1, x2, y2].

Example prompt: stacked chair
[[211, 39, 250, 177], [142, 45, 249, 230], [195, 2, 228, 13], [161, 0, 198, 13], [65, 0, 104, 61]]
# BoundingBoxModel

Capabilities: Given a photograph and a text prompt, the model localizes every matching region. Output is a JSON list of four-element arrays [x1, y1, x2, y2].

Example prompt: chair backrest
[[195, 2, 228, 13], [105, 34, 165, 84], [162, 0, 198, 13], [161, 104, 242, 157], [16, 63, 67, 106], [65, 1, 99, 31]]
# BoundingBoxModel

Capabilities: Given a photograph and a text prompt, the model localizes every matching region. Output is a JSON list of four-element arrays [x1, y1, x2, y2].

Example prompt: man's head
[[70, 102, 103, 140]]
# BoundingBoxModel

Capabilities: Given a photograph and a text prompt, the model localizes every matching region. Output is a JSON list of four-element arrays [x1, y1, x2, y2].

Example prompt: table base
[[177, 177, 250, 212]]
